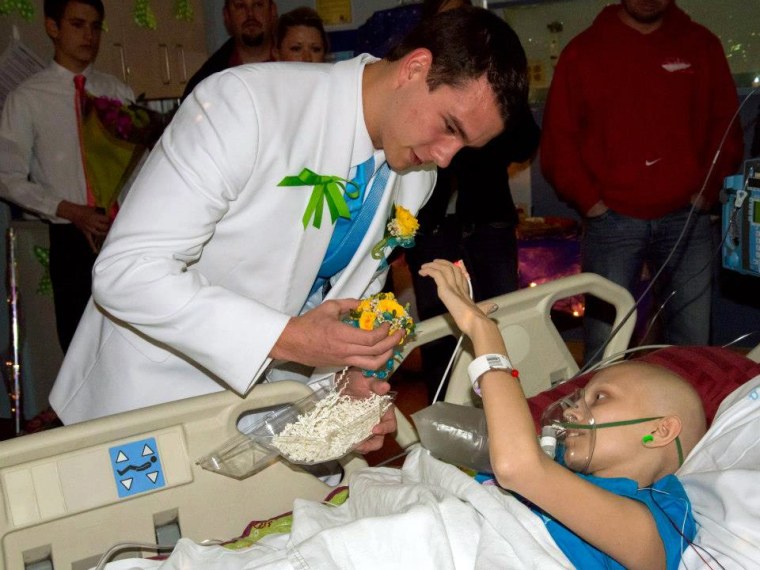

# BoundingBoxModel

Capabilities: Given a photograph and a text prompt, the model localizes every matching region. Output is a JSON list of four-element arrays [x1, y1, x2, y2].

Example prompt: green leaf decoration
[[133, 0, 157, 30], [174, 0, 193, 22], [0, 0, 35, 20], [32, 245, 52, 296]]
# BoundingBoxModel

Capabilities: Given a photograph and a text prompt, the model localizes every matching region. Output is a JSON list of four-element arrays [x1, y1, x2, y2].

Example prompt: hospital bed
[[0, 273, 755, 569]]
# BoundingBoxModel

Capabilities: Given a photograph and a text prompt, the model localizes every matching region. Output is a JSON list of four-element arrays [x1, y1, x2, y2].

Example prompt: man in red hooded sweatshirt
[[541, 0, 743, 364]]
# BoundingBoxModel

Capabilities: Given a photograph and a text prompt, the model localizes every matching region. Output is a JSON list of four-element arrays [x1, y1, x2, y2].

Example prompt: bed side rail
[[394, 273, 635, 448], [0, 381, 365, 570]]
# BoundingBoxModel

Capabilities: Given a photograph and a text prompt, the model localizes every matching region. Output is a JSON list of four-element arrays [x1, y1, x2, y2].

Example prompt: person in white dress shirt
[[0, 0, 134, 352], [50, 8, 530, 445]]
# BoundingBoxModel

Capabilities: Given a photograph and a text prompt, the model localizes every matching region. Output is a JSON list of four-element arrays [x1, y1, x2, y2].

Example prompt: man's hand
[[271, 299, 403, 371], [585, 200, 608, 218], [690, 193, 707, 212], [338, 368, 397, 454], [56, 200, 111, 253]]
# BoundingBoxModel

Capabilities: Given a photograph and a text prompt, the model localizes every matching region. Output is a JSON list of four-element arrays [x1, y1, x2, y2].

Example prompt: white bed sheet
[[101, 445, 572, 570], [678, 374, 760, 570]]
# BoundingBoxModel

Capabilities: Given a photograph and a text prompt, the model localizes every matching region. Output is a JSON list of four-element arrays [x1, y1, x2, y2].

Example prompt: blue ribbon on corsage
[[278, 169, 359, 229], [371, 204, 420, 268]]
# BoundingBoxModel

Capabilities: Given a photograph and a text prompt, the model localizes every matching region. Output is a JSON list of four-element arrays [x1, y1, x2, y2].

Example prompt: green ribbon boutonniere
[[278, 169, 359, 229]]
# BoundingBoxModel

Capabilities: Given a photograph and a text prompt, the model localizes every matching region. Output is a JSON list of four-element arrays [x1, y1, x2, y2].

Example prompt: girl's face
[[574, 364, 659, 475], [276, 25, 325, 63]]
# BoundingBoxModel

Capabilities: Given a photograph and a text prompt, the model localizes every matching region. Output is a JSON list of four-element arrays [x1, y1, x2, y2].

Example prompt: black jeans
[[48, 224, 97, 353]]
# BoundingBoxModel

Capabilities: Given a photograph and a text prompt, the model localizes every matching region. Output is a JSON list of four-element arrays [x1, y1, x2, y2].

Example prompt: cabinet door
[[97, 0, 208, 100], [96, 0, 131, 85], [169, 0, 209, 94]]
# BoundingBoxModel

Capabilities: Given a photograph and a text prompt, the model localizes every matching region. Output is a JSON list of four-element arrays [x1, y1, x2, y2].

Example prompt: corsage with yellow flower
[[371, 205, 419, 264], [345, 292, 415, 378]]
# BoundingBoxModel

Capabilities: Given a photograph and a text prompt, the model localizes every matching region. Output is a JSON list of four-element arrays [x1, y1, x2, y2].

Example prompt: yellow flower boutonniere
[[371, 204, 420, 260], [346, 291, 416, 378]]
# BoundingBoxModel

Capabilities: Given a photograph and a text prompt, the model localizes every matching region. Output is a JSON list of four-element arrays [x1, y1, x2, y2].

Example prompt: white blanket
[[103, 446, 572, 569], [678, 374, 760, 570]]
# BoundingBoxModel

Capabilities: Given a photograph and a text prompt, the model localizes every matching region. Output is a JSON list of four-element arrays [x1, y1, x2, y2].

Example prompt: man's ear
[[396, 48, 433, 87], [44, 17, 60, 41], [647, 416, 682, 448]]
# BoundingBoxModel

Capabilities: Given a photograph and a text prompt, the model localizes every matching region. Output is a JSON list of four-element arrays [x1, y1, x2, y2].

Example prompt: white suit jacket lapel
[[283, 57, 372, 312]]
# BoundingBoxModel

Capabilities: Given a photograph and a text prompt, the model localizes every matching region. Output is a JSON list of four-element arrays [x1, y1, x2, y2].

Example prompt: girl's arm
[[418, 260, 666, 570]]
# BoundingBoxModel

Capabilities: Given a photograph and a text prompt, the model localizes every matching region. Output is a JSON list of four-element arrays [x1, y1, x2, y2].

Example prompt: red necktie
[[74, 74, 96, 208]]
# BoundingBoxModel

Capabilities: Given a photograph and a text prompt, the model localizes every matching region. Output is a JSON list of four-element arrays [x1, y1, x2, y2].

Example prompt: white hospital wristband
[[467, 354, 516, 396]]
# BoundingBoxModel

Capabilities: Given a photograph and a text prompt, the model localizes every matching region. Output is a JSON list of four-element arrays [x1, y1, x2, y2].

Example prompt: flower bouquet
[[80, 93, 166, 217], [345, 291, 415, 378]]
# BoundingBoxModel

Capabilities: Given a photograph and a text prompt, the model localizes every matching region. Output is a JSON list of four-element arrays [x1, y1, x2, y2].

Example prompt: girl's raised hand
[[417, 260, 497, 337]]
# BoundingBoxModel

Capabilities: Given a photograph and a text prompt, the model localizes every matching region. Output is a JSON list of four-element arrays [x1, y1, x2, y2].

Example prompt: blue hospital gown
[[535, 474, 696, 569]]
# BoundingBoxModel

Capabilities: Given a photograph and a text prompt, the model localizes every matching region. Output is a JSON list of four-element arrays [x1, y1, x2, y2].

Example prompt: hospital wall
[[211, 0, 760, 88]]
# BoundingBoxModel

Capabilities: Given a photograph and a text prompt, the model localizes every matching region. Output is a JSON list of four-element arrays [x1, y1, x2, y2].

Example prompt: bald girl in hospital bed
[[420, 259, 706, 569]]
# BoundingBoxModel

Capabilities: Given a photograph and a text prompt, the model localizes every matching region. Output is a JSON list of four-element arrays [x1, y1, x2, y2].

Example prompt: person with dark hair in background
[[274, 6, 328, 63], [405, 0, 540, 401], [541, 0, 743, 364], [182, 0, 278, 100], [354, 0, 471, 60], [421, 0, 471, 19], [51, 8, 531, 433], [0, 0, 133, 352]]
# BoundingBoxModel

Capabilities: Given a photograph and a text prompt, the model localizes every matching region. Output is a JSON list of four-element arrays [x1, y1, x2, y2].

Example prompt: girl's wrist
[[469, 318, 506, 354], [469, 314, 499, 338]]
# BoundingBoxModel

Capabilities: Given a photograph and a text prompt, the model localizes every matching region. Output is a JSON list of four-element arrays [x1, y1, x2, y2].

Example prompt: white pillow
[[678, 374, 760, 569]]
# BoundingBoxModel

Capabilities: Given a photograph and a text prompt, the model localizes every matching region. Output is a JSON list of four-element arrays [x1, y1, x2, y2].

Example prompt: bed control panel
[[109, 437, 166, 498], [0, 427, 191, 529]]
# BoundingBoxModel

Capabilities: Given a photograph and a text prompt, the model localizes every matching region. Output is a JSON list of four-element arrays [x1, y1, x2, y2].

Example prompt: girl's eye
[[586, 391, 606, 406]]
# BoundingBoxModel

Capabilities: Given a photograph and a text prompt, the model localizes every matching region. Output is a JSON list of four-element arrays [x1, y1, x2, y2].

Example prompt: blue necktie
[[309, 158, 391, 296]]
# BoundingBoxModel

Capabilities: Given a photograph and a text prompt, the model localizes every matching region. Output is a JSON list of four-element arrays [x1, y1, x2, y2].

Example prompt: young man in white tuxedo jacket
[[51, 7, 530, 451], [0, 0, 134, 352]]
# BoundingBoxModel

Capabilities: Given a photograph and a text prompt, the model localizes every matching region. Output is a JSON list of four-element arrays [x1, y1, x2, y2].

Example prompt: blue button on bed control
[[109, 437, 166, 498]]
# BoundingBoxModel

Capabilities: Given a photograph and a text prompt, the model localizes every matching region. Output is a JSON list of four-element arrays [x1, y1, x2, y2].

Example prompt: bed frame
[[0, 274, 636, 570]]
